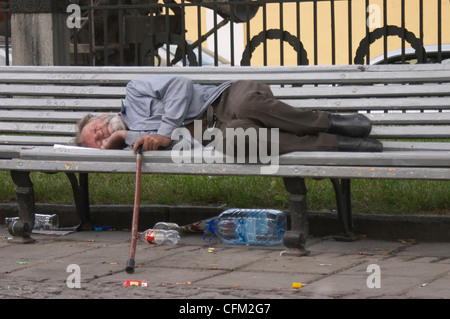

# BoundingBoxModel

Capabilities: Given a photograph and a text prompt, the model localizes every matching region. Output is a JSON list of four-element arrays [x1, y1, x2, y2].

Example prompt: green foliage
[[0, 171, 448, 216]]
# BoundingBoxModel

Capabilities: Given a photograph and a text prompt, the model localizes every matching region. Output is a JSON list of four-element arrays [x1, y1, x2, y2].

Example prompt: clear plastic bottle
[[153, 222, 181, 232], [206, 209, 287, 246], [138, 229, 180, 245], [5, 214, 59, 230]]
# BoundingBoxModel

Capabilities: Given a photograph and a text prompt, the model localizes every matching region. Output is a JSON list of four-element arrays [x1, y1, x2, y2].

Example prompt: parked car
[[156, 43, 229, 67]]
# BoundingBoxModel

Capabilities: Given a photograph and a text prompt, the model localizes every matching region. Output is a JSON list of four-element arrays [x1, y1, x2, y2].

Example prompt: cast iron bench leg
[[9, 171, 36, 243], [282, 177, 310, 256], [330, 178, 359, 241], [66, 172, 92, 231]]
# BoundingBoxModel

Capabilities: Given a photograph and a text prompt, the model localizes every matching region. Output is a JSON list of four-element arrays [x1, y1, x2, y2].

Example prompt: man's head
[[74, 114, 126, 148]]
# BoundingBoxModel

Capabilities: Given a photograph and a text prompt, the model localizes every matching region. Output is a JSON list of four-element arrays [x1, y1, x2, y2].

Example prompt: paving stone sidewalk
[[1, 225, 449, 301]]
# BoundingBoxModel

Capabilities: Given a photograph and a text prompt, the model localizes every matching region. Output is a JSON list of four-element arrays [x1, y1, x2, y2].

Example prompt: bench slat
[[0, 136, 72, 146], [0, 145, 23, 159], [383, 141, 450, 151], [272, 84, 450, 99], [371, 126, 450, 139], [0, 123, 75, 135], [367, 112, 450, 124], [1, 158, 448, 180], [0, 85, 126, 97], [1, 123, 448, 139], [4, 64, 449, 74], [0, 98, 121, 110], [1, 110, 448, 125], [0, 65, 366, 75], [1, 70, 449, 85], [0, 111, 96, 122], [283, 97, 450, 111], [16, 147, 450, 168], [37, 142, 450, 152], [2, 64, 450, 85], [2, 83, 449, 100], [1, 97, 449, 113], [1, 96, 449, 113]]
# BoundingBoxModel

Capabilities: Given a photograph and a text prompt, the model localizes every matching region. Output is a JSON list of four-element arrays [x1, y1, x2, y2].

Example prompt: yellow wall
[[173, 0, 450, 66], [242, 0, 450, 65]]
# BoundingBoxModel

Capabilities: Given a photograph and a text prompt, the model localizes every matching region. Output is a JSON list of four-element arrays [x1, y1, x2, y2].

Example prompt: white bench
[[1, 64, 449, 255]]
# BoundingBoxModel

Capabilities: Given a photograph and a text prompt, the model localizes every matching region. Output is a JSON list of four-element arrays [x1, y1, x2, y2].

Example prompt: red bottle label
[[145, 229, 157, 244]]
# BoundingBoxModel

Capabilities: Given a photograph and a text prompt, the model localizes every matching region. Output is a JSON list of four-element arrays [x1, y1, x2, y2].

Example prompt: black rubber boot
[[337, 136, 383, 152], [329, 114, 372, 137]]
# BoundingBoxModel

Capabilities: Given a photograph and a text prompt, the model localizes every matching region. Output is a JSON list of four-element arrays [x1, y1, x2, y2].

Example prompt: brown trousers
[[213, 80, 339, 155]]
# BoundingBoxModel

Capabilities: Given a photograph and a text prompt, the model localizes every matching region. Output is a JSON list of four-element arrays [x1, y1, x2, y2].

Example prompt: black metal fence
[[1, 0, 449, 67]]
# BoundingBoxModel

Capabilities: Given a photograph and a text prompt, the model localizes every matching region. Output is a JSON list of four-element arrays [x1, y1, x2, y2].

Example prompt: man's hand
[[133, 134, 171, 153], [101, 130, 127, 149]]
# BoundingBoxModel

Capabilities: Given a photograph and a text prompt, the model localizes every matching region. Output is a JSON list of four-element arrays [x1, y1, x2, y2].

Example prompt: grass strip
[[0, 171, 448, 216]]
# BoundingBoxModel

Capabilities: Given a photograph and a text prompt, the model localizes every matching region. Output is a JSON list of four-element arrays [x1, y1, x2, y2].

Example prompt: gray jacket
[[120, 75, 233, 148]]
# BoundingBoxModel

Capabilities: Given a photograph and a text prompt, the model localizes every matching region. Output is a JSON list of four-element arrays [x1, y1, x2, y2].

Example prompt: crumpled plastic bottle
[[138, 222, 181, 245], [204, 209, 287, 246], [5, 214, 59, 230]]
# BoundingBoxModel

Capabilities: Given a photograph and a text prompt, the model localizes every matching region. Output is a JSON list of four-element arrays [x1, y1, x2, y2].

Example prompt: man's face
[[80, 115, 125, 148]]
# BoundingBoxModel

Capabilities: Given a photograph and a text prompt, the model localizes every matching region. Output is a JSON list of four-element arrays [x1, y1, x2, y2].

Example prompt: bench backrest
[[0, 64, 449, 151]]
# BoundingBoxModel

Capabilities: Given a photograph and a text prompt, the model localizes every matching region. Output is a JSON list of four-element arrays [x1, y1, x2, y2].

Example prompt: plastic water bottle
[[138, 229, 180, 245], [205, 209, 287, 246], [5, 214, 59, 230], [153, 222, 181, 232]]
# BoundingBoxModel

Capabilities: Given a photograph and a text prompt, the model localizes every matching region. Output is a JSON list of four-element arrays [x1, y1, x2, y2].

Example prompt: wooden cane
[[126, 145, 143, 274]]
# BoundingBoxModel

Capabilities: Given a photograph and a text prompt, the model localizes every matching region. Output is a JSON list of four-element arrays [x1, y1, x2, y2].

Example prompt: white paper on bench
[[53, 144, 98, 151]]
